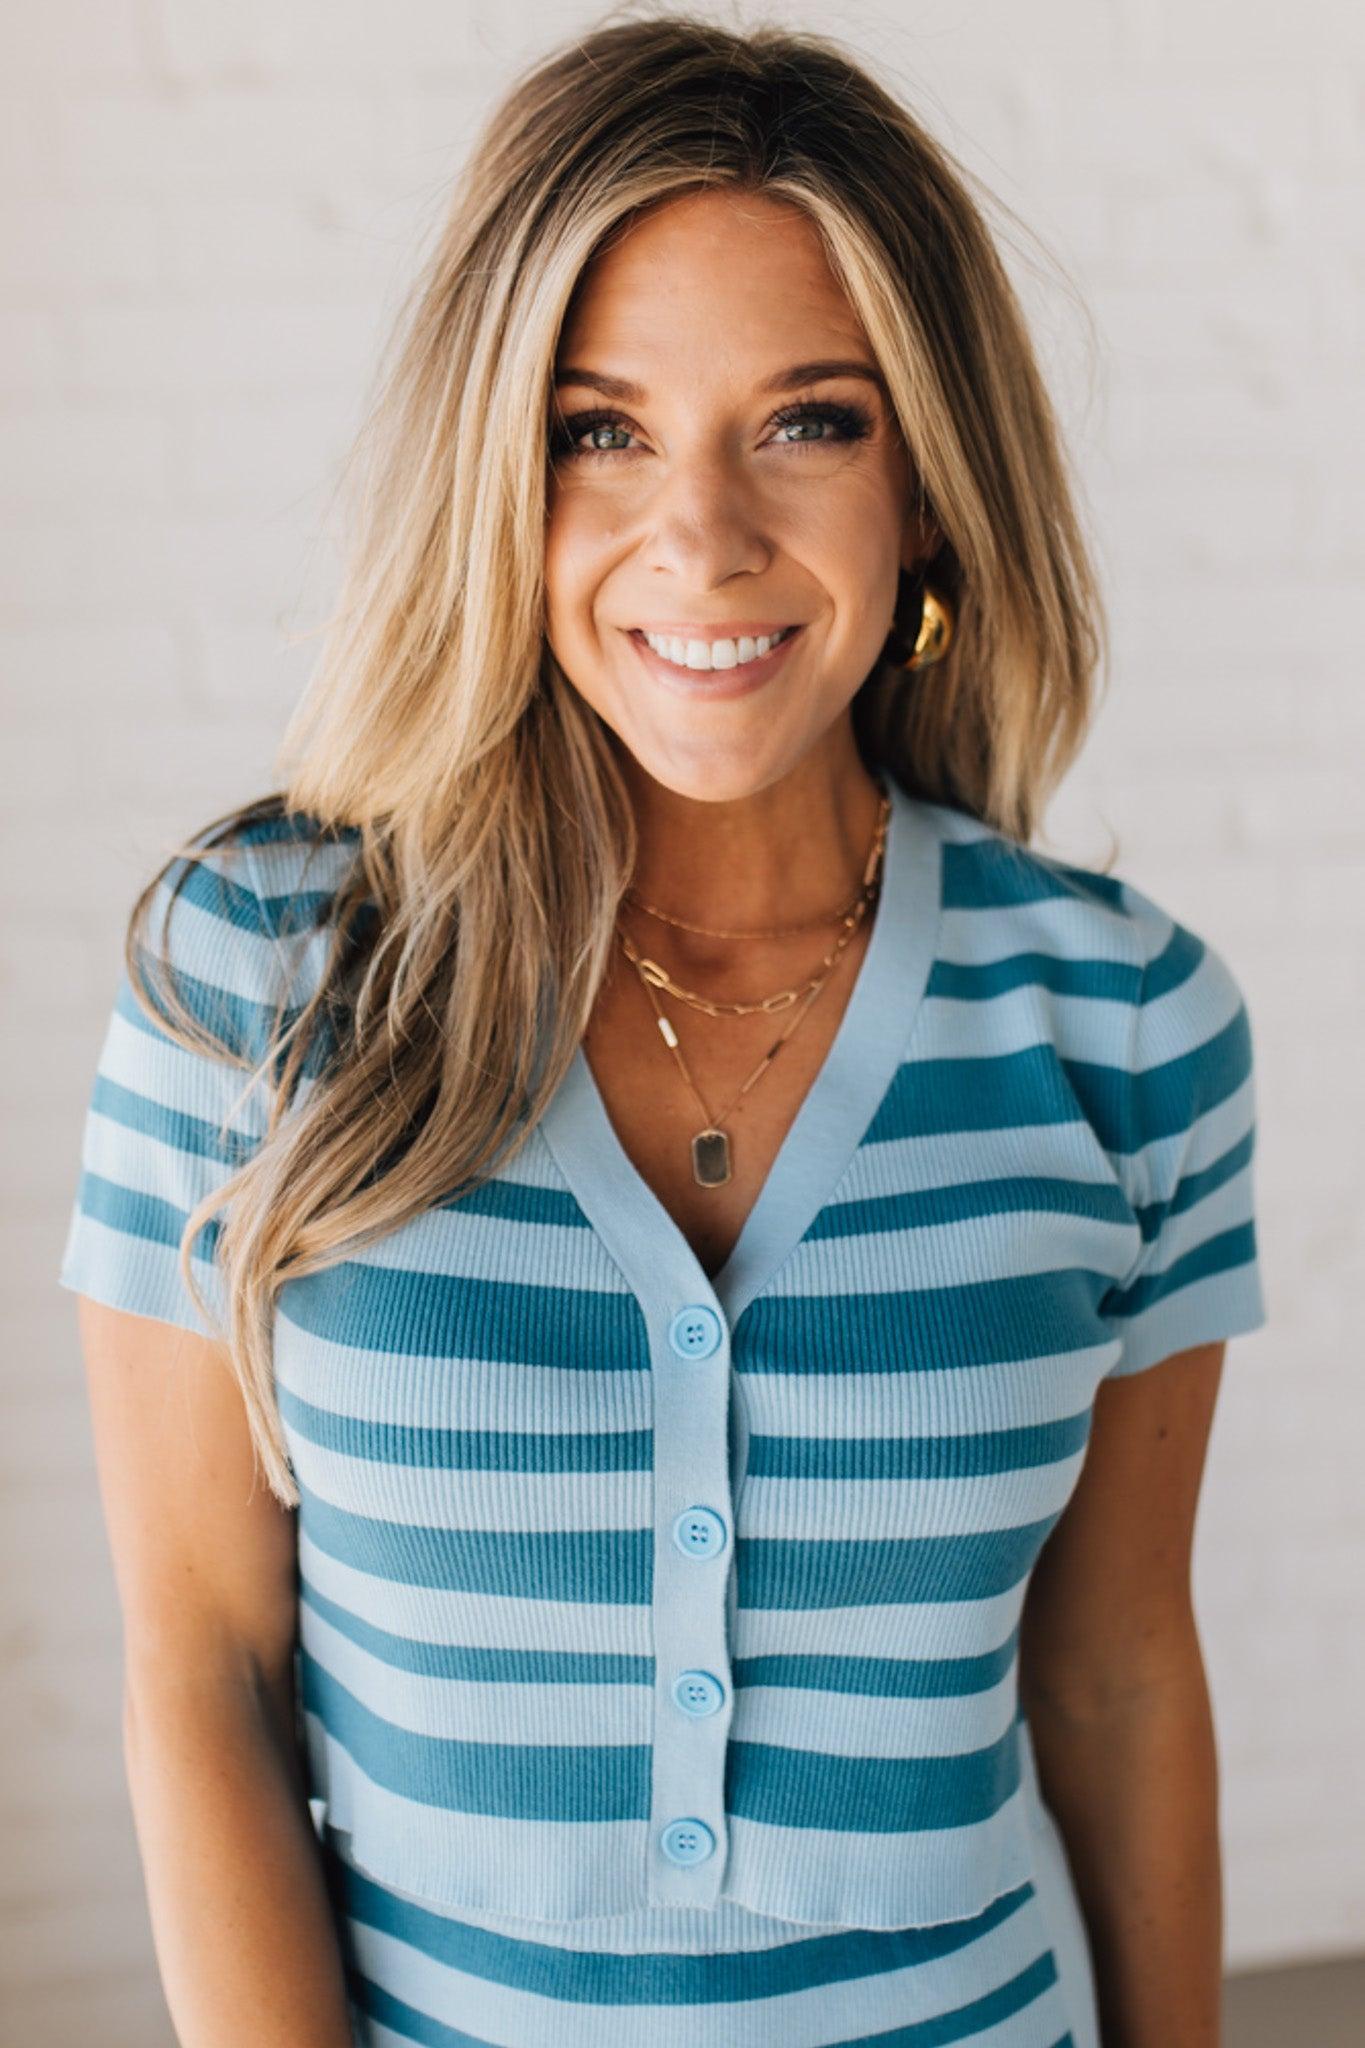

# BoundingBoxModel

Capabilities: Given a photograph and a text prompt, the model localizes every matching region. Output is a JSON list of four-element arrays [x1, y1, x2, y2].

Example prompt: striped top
[[58, 774, 1267, 1950]]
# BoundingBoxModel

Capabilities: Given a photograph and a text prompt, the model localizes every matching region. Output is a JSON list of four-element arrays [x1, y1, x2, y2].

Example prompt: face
[[544, 188, 936, 805]]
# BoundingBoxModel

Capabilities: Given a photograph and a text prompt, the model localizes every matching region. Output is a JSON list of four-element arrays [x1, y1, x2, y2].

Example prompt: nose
[[639, 453, 772, 587]]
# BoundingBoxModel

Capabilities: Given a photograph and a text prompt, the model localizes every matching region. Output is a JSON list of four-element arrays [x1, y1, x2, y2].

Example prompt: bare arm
[[1019, 1339, 1229, 2048], [78, 1295, 355, 2048]]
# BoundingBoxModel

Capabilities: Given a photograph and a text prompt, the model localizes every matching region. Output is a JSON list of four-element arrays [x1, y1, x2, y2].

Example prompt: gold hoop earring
[[903, 585, 955, 669]]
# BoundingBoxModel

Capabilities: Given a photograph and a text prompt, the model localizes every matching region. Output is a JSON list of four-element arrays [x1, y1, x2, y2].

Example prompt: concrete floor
[[1223, 1954, 1365, 2045]]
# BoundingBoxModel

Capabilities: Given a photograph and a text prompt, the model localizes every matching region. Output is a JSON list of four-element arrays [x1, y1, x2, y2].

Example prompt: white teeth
[[640, 627, 791, 670]]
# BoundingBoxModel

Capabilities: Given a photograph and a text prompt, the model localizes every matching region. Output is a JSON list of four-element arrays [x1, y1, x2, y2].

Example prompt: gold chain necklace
[[614, 789, 889, 1187], [622, 878, 866, 940]]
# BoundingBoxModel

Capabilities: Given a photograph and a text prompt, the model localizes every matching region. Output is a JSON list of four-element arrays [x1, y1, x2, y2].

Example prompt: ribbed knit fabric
[[58, 775, 1265, 2047]]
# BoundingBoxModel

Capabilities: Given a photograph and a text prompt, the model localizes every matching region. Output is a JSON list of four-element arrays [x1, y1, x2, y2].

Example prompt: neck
[[616, 737, 887, 940]]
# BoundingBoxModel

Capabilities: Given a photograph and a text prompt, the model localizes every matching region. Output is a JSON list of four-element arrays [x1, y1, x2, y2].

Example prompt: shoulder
[[138, 801, 366, 1071], [925, 799, 1252, 1094], [929, 798, 1146, 970]]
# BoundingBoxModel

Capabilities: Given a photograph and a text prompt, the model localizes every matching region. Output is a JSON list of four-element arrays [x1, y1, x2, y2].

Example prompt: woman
[[60, 15, 1267, 2047]]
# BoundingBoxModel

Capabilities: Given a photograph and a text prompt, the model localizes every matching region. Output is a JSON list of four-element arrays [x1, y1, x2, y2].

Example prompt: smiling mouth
[[630, 625, 800, 672]]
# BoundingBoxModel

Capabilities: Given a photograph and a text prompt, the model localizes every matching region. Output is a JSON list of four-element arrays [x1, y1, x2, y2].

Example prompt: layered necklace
[[614, 786, 890, 1188]]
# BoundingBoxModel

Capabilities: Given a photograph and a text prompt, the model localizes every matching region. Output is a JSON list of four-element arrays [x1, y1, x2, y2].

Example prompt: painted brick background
[[3, 1, 1360, 2039]]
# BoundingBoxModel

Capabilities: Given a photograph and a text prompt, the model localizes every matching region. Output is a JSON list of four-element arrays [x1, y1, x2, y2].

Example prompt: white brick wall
[[5, 2, 1359, 2035]]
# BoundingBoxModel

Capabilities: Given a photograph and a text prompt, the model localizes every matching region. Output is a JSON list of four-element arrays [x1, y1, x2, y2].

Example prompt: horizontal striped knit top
[[58, 774, 1267, 1949]]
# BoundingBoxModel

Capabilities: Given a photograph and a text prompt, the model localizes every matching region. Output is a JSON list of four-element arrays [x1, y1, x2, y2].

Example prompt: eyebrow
[[552, 357, 891, 402]]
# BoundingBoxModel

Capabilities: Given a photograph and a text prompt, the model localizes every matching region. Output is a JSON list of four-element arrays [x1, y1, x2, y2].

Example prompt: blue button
[[672, 1669, 724, 1717], [672, 1506, 727, 1558], [659, 1816, 715, 1865], [667, 1305, 723, 1359]]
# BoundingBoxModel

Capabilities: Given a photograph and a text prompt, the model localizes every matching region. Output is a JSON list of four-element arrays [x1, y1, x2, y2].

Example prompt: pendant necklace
[[614, 788, 889, 1188]]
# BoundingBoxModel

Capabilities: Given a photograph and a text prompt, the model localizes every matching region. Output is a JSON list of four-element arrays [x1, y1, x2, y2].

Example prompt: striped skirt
[[319, 1790, 1101, 2048]]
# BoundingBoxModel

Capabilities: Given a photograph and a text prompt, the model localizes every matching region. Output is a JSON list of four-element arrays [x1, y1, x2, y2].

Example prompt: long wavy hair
[[122, 10, 1108, 1507]]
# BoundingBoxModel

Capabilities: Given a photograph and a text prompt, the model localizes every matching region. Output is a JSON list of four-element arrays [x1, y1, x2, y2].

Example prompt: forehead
[[556, 190, 870, 376]]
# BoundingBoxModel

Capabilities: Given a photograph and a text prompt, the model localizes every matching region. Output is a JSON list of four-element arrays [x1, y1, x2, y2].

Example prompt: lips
[[624, 622, 804, 699]]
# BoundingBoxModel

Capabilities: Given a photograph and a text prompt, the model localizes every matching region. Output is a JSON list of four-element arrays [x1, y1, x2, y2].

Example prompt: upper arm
[[1022, 894, 1266, 1710], [58, 822, 306, 1688], [1020, 1338, 1225, 1714], [77, 1295, 299, 1694]]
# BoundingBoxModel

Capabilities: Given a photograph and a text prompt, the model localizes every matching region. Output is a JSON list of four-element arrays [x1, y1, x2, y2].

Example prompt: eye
[[768, 399, 875, 449], [547, 407, 640, 460], [546, 397, 876, 462]]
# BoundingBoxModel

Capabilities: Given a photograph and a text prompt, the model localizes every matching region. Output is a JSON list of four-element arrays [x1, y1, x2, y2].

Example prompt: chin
[[618, 733, 803, 807]]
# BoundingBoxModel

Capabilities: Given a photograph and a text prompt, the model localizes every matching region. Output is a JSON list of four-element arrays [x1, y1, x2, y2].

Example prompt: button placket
[[648, 1292, 736, 1905]]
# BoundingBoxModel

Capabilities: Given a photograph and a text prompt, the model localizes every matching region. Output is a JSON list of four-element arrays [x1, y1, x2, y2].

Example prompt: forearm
[[123, 1651, 355, 2048], [1023, 1656, 1222, 2048]]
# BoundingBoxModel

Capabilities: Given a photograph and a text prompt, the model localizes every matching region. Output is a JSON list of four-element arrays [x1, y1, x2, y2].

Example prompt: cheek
[[543, 499, 621, 632]]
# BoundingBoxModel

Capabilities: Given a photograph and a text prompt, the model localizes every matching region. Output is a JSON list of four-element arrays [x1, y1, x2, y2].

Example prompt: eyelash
[[547, 398, 875, 462]]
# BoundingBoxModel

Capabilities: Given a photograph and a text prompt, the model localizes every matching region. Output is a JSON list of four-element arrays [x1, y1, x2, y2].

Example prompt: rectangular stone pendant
[[691, 1127, 731, 1187]]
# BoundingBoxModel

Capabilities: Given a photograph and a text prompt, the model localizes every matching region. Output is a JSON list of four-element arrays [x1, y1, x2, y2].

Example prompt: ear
[[899, 505, 943, 576]]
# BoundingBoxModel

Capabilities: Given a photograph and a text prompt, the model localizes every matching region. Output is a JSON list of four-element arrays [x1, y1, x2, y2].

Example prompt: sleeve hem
[[1103, 1264, 1268, 1378], [58, 1212, 228, 1345]]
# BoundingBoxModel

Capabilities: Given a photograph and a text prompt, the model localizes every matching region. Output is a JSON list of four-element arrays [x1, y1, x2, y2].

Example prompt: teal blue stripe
[[300, 1649, 648, 1821], [865, 1001, 1249, 1159], [249, 882, 338, 939], [732, 1629, 1019, 1699], [73, 1166, 221, 1256], [736, 1515, 1062, 1611], [296, 1478, 650, 1602], [735, 1269, 1111, 1372], [299, 1578, 652, 1686], [434, 1175, 591, 1228], [728, 1718, 1023, 1833], [326, 1845, 1033, 1997], [1137, 1128, 1255, 1241], [944, 834, 1126, 912], [238, 807, 360, 852], [928, 950, 1140, 1002], [1141, 920, 1206, 1001], [344, 1952, 1065, 2045], [867, 1042, 1098, 1142], [746, 1411, 1091, 1480], [297, 1482, 1056, 1614], [1107, 1221, 1258, 1321], [159, 848, 272, 938], [280, 1385, 651, 1472], [280, 1264, 649, 1368], [115, 959, 288, 1073], [1125, 1003, 1253, 1151], [807, 1172, 1132, 1242], [1066, 1003, 1251, 1160], [90, 1063, 258, 1166]]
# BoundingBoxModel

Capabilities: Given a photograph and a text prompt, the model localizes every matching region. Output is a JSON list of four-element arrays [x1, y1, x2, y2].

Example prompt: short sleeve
[[57, 831, 282, 1340], [1101, 907, 1268, 1378]]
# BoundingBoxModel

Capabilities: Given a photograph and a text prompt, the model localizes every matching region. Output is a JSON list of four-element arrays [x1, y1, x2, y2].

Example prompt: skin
[[544, 187, 1232, 2045], [544, 186, 939, 928]]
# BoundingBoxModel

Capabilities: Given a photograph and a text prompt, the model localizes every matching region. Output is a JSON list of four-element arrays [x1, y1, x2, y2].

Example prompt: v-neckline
[[536, 775, 943, 1334]]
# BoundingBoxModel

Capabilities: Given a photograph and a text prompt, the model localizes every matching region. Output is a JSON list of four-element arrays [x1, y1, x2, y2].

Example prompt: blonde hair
[[125, 10, 1108, 1506]]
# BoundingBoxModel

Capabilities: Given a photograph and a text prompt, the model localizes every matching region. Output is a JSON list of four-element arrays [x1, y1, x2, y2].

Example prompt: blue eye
[[547, 398, 875, 462], [769, 399, 874, 448]]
